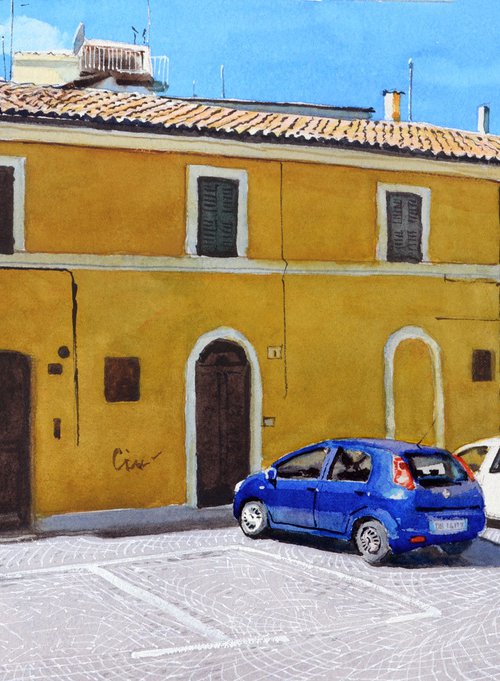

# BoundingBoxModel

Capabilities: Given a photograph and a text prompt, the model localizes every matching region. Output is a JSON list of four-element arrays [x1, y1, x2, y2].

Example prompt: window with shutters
[[197, 177, 238, 257], [186, 165, 248, 258], [377, 183, 430, 263], [0, 157, 25, 254], [386, 192, 422, 263], [0, 167, 14, 254]]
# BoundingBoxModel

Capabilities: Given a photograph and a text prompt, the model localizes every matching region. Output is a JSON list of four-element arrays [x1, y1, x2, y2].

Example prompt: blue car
[[233, 438, 485, 563]]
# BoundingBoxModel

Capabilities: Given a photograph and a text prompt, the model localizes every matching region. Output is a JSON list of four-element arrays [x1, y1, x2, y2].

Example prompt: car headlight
[[234, 480, 244, 494]]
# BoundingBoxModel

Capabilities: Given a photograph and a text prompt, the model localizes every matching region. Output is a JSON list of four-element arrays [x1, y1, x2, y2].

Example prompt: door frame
[[185, 327, 262, 507], [384, 326, 445, 447]]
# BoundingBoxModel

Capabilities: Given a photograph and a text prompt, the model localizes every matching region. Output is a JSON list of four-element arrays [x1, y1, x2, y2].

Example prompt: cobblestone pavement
[[0, 526, 500, 680]]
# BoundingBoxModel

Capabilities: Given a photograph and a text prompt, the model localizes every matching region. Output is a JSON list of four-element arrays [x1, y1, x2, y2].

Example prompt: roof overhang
[[0, 117, 498, 181]]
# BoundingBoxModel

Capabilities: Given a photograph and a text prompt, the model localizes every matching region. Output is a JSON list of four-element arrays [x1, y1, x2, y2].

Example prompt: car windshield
[[405, 451, 468, 487]]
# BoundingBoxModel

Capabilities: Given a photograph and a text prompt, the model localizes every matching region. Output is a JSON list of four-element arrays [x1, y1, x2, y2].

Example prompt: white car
[[454, 437, 500, 521]]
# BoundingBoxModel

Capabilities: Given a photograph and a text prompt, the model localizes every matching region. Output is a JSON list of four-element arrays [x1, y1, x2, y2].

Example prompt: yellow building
[[0, 82, 497, 532]]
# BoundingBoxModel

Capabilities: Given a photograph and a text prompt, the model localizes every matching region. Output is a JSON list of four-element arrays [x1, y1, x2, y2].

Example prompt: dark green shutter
[[197, 177, 238, 257], [0, 167, 14, 255], [386, 192, 423, 263]]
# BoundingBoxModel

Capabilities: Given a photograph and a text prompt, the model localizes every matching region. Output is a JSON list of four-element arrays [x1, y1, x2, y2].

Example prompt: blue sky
[[0, 0, 498, 133]]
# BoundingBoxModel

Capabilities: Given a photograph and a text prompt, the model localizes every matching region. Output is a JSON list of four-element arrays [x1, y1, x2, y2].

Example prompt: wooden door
[[195, 340, 250, 508], [0, 352, 31, 528]]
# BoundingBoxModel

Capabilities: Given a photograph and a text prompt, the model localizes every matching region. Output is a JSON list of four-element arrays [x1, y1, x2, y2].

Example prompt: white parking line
[[234, 545, 441, 623], [87, 565, 230, 643], [0, 547, 228, 578], [132, 635, 290, 659], [0, 541, 440, 636]]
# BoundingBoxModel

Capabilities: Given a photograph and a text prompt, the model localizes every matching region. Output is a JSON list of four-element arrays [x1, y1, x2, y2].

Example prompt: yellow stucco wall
[[283, 163, 499, 264], [21, 270, 497, 517], [0, 269, 76, 516], [0, 139, 496, 263], [393, 339, 436, 445], [0, 137, 496, 518], [0, 142, 283, 260]]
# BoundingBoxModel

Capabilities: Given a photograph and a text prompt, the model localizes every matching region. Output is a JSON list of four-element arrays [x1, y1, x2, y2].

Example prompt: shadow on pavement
[[268, 530, 358, 556], [266, 530, 500, 569], [97, 515, 238, 539], [388, 537, 500, 569]]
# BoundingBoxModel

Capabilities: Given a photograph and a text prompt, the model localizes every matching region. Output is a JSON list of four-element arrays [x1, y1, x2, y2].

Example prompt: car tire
[[239, 500, 268, 538], [354, 520, 391, 565], [440, 540, 472, 556]]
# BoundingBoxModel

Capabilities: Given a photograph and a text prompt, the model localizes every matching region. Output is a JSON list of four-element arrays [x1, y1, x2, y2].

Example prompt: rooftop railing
[[79, 44, 152, 75]]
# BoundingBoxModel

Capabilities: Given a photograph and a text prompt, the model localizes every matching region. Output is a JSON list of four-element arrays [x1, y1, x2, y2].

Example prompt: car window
[[489, 448, 500, 474], [457, 446, 488, 473], [405, 451, 468, 487], [276, 448, 328, 480], [327, 448, 372, 483]]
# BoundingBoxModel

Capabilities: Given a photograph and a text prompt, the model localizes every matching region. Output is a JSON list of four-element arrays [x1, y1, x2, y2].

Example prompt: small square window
[[104, 357, 140, 402], [472, 350, 494, 382]]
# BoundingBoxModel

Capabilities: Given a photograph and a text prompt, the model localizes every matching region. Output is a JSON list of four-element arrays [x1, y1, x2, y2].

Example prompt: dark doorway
[[195, 340, 250, 508], [0, 352, 31, 528]]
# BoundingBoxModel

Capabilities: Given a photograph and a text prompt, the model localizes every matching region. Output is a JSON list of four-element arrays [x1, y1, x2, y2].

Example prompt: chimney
[[383, 90, 405, 123], [477, 105, 490, 134]]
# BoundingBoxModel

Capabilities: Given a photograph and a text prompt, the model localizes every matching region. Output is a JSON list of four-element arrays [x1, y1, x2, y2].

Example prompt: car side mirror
[[265, 467, 277, 485]]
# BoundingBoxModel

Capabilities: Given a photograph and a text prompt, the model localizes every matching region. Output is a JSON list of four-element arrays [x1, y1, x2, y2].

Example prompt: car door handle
[[307, 485, 318, 492], [355, 490, 366, 496]]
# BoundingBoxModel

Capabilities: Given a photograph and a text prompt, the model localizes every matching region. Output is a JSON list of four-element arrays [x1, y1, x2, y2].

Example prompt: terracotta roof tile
[[0, 82, 498, 164], [218, 109, 267, 134]]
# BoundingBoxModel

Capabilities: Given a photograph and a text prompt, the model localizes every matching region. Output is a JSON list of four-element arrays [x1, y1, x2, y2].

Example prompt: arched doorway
[[394, 339, 435, 444], [195, 339, 251, 508], [384, 326, 445, 447], [0, 352, 31, 528], [185, 327, 262, 508]]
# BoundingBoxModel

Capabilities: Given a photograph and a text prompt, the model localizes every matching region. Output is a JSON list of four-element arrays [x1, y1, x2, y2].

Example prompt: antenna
[[131, 26, 138, 45], [408, 58, 414, 122], [146, 0, 151, 46], [9, 0, 14, 80], [220, 64, 225, 99], [2, 36, 6, 81], [416, 416, 436, 449]]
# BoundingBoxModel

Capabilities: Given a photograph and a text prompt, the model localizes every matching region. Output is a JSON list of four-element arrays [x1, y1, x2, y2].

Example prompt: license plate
[[429, 518, 467, 534]]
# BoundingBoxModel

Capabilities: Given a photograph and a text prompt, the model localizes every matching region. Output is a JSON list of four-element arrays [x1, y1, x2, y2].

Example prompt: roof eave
[[0, 111, 498, 167]]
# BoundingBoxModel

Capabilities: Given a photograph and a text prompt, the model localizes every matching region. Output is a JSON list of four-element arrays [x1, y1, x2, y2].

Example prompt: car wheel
[[354, 520, 391, 564], [239, 500, 268, 538], [440, 540, 472, 556]]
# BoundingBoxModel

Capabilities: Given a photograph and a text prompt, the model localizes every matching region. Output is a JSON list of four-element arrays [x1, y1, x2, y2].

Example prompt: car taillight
[[393, 456, 415, 490], [452, 453, 475, 481]]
